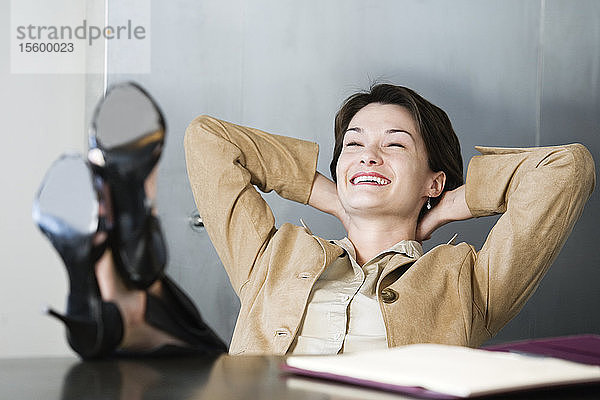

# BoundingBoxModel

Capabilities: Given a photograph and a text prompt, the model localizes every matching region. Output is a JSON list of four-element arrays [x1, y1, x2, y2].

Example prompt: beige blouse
[[289, 237, 423, 355]]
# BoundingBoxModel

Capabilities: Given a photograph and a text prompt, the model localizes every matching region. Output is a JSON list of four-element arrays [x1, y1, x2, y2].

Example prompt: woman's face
[[335, 103, 440, 220]]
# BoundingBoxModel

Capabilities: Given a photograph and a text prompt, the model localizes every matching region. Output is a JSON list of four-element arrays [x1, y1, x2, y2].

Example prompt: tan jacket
[[184, 115, 595, 355]]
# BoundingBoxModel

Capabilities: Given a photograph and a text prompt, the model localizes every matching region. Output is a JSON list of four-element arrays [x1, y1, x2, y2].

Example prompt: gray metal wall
[[106, 0, 599, 346]]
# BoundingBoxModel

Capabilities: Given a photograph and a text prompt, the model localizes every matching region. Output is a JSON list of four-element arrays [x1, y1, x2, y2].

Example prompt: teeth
[[352, 175, 390, 185]]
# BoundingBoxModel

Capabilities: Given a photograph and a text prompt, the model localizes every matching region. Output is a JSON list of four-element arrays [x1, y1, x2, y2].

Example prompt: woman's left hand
[[415, 185, 473, 242]]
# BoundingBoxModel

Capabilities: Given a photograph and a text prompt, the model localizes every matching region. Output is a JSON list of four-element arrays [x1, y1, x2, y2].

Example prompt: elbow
[[566, 143, 596, 198], [184, 114, 218, 152], [184, 114, 233, 168], [184, 114, 226, 181], [534, 143, 595, 207]]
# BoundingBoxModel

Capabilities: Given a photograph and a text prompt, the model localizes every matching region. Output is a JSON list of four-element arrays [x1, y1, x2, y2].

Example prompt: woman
[[184, 84, 595, 355]]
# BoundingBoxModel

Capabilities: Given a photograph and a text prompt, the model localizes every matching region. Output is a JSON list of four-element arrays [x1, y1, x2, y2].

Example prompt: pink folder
[[483, 334, 600, 366], [281, 335, 600, 399]]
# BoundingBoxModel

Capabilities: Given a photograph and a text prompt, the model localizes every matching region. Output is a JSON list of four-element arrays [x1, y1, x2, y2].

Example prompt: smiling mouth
[[350, 175, 391, 186]]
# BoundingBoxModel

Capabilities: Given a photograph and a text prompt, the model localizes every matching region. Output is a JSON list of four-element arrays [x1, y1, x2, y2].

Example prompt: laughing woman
[[184, 84, 595, 355]]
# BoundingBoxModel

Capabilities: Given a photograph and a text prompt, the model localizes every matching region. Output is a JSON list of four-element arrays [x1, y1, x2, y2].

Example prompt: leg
[[95, 249, 187, 351]]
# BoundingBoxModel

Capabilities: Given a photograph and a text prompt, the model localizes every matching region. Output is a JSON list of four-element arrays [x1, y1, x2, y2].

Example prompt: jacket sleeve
[[465, 143, 596, 334], [184, 115, 319, 294]]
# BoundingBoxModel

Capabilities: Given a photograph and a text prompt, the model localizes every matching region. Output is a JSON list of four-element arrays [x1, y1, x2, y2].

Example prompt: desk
[[0, 355, 598, 399]]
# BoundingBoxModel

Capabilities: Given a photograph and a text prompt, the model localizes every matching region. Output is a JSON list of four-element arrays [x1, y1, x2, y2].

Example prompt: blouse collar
[[332, 237, 423, 262]]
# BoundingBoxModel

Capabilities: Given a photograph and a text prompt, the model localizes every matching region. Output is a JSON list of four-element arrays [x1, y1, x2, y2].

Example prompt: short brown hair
[[330, 84, 463, 214]]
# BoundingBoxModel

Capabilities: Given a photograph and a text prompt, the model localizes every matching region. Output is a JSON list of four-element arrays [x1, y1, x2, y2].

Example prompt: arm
[[184, 115, 319, 294], [463, 144, 595, 334]]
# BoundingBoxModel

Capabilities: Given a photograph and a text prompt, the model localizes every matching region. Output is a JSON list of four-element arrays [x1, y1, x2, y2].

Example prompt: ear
[[427, 171, 446, 198]]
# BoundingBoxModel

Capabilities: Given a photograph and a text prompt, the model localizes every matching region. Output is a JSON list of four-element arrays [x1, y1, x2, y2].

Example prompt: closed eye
[[345, 141, 362, 147], [387, 143, 405, 148]]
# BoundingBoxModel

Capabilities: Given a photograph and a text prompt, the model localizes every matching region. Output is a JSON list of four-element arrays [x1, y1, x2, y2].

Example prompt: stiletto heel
[[46, 307, 69, 324], [46, 304, 124, 359], [33, 154, 124, 359]]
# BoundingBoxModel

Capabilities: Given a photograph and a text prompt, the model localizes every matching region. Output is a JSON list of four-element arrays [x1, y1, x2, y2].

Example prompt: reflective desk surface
[[1, 354, 599, 399]]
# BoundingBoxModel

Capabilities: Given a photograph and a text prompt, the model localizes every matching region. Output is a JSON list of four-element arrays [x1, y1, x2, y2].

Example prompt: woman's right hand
[[307, 172, 344, 220]]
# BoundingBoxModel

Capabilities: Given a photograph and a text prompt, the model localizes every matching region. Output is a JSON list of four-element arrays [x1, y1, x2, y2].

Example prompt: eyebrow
[[345, 127, 415, 140]]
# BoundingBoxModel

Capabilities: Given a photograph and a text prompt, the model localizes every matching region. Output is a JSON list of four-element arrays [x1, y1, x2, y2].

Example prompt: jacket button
[[381, 288, 399, 303]]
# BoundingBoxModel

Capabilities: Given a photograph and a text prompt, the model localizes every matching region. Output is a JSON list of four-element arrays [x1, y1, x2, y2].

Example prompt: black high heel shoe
[[33, 154, 123, 359], [88, 82, 167, 289]]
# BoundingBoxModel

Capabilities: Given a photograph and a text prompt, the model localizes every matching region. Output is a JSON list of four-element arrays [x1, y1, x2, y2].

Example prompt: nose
[[360, 146, 382, 165]]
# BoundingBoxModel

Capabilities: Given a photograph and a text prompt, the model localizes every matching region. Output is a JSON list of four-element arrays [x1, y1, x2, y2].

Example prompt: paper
[[284, 343, 600, 398]]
